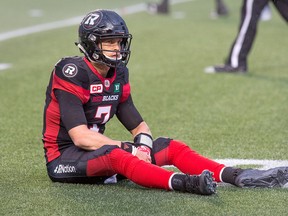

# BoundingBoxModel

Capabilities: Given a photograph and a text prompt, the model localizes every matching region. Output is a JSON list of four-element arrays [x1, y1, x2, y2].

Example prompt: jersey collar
[[83, 57, 116, 90]]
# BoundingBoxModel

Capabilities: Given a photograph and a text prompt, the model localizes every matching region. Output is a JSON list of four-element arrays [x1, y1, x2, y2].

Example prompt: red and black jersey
[[42, 56, 140, 163]]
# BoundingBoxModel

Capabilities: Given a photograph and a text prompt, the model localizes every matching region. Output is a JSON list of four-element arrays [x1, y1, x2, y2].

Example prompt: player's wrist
[[133, 133, 153, 149]]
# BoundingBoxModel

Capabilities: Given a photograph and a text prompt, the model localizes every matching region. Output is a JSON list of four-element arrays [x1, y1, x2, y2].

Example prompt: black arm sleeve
[[54, 89, 87, 131], [116, 95, 144, 131]]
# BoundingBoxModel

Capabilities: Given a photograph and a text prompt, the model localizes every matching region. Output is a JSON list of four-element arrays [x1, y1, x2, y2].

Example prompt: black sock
[[221, 167, 244, 185]]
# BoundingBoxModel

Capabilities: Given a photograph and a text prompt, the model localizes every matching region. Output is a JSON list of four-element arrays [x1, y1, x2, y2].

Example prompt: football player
[[42, 9, 288, 195]]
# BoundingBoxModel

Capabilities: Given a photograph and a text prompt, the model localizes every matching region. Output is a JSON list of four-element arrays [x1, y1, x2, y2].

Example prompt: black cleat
[[186, 170, 217, 195], [235, 167, 288, 188], [204, 64, 247, 74], [172, 170, 217, 195]]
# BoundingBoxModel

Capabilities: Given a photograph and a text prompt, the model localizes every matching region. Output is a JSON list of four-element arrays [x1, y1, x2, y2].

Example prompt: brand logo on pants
[[54, 164, 76, 174]]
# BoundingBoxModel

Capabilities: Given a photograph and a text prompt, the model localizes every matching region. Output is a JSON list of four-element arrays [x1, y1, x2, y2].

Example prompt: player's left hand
[[135, 147, 152, 163]]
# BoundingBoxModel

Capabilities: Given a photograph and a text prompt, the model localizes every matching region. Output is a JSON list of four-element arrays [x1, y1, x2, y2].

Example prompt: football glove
[[120, 142, 137, 156]]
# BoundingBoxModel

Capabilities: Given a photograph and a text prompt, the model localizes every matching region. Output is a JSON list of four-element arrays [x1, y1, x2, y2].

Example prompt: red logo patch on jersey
[[90, 84, 103, 93]]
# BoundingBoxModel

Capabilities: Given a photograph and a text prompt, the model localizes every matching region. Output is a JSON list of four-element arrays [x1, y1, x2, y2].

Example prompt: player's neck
[[92, 62, 110, 77]]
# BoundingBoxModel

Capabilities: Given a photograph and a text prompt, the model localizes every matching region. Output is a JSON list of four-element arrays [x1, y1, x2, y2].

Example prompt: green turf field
[[0, 0, 287, 215]]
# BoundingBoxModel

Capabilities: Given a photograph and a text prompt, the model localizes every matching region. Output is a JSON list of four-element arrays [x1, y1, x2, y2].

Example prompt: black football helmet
[[76, 9, 132, 67]]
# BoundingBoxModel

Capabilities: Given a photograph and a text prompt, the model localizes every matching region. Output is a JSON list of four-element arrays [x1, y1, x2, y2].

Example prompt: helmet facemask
[[90, 34, 132, 67]]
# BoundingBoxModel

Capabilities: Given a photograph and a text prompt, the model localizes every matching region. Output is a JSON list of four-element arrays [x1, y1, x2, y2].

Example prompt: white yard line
[[0, 16, 84, 42], [214, 158, 288, 170], [164, 159, 288, 170], [0, 63, 12, 70]]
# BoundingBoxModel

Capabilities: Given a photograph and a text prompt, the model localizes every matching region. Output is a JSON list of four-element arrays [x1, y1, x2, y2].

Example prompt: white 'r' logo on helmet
[[84, 14, 100, 27]]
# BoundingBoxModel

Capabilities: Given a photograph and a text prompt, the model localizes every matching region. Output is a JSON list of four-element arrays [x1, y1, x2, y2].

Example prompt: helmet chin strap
[[75, 42, 123, 67], [76, 42, 97, 63]]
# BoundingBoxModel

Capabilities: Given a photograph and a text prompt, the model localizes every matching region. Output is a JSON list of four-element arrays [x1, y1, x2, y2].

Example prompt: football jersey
[[42, 56, 131, 162]]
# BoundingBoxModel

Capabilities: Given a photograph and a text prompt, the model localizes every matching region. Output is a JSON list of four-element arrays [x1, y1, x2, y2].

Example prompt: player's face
[[100, 38, 123, 60]]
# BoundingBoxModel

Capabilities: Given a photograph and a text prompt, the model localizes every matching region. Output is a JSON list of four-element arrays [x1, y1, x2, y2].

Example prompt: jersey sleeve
[[54, 89, 87, 131], [118, 66, 131, 103], [116, 95, 143, 131], [116, 66, 143, 130], [120, 82, 131, 103], [52, 58, 90, 104]]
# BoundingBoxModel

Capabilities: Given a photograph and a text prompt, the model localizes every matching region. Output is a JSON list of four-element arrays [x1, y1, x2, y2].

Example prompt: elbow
[[71, 136, 84, 148], [71, 136, 93, 150], [68, 129, 85, 148], [68, 125, 88, 148], [72, 138, 82, 147]]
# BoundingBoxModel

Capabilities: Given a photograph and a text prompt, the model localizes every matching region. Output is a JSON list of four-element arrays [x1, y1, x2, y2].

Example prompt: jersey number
[[95, 106, 112, 124], [90, 106, 112, 132]]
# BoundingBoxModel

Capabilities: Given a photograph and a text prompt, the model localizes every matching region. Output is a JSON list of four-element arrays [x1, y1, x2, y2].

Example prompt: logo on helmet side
[[83, 13, 101, 29]]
